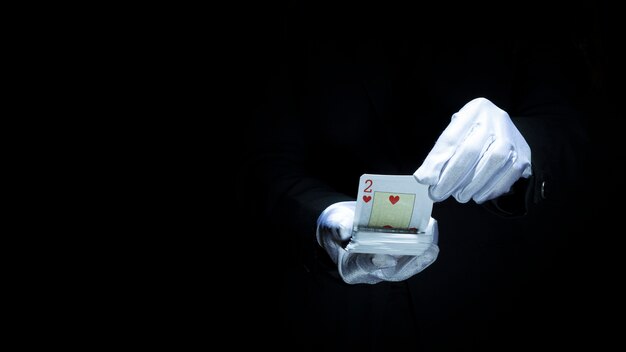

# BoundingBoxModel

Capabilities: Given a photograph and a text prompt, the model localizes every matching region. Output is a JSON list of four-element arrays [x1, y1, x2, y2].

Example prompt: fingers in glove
[[354, 254, 397, 272], [379, 244, 440, 282], [415, 99, 498, 185], [429, 125, 495, 201], [472, 155, 525, 203], [454, 138, 515, 203], [371, 254, 399, 268]]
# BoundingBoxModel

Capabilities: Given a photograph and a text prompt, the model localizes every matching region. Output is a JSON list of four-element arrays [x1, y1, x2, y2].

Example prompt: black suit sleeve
[[486, 37, 591, 217], [242, 69, 354, 257]]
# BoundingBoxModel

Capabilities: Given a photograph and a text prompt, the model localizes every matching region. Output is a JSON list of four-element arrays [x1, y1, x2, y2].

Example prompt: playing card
[[353, 174, 432, 233], [347, 174, 435, 255]]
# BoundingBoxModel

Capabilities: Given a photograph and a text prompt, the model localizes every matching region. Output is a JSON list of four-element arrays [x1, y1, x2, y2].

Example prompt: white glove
[[316, 201, 439, 285], [415, 97, 532, 204]]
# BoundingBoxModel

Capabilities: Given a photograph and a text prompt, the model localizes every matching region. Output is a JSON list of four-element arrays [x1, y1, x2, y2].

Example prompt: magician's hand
[[316, 201, 439, 285], [415, 97, 532, 203]]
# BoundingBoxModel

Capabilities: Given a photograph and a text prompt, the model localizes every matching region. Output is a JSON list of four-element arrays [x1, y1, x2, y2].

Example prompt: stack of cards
[[345, 174, 435, 256]]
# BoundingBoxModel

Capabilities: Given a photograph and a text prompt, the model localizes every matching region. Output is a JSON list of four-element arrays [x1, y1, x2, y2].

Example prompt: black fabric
[[236, 2, 608, 350]]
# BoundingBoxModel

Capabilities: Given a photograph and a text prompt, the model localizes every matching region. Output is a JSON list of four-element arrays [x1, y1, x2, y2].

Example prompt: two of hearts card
[[345, 174, 436, 256]]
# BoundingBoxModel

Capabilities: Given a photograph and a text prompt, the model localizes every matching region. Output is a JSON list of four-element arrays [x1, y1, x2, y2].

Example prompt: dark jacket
[[241, 4, 592, 349]]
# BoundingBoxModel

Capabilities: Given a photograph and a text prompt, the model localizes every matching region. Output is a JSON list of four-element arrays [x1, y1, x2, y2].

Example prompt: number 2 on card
[[364, 179, 373, 193]]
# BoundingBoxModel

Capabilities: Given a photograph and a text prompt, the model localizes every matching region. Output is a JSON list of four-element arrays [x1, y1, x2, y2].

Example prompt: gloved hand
[[415, 97, 532, 204], [316, 201, 439, 285]]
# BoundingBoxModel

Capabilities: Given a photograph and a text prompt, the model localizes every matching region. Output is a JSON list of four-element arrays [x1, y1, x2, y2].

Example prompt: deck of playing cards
[[345, 174, 435, 256]]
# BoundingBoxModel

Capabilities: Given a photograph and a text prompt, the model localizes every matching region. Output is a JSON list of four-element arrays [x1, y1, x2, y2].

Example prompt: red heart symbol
[[363, 195, 372, 203], [389, 195, 400, 205]]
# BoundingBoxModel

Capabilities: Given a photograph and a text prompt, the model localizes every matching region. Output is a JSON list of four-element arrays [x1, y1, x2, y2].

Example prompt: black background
[[213, 0, 623, 348], [230, 3, 622, 217], [103, 2, 624, 348]]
